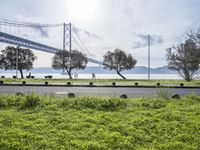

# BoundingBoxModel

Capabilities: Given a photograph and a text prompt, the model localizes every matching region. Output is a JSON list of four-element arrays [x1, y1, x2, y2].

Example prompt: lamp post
[[148, 34, 150, 80], [16, 45, 19, 78]]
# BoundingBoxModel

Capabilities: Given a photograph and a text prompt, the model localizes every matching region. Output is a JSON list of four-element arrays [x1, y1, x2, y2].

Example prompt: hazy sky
[[0, 0, 200, 67]]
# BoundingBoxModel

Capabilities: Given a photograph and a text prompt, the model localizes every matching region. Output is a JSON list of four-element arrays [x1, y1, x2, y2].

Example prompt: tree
[[0, 46, 37, 78], [52, 50, 88, 79], [166, 39, 200, 81], [186, 30, 200, 46], [103, 48, 137, 79]]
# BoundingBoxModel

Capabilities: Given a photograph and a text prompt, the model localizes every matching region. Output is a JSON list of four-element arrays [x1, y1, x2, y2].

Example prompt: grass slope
[[0, 94, 200, 149]]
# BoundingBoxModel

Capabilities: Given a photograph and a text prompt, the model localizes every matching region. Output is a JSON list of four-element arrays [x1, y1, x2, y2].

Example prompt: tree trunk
[[19, 69, 24, 79], [66, 69, 72, 79], [117, 71, 126, 79]]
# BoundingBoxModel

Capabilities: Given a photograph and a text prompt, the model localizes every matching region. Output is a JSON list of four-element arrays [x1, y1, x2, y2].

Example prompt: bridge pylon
[[63, 23, 72, 52]]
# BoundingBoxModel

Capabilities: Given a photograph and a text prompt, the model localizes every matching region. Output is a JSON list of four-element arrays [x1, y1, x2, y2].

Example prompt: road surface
[[0, 85, 200, 97]]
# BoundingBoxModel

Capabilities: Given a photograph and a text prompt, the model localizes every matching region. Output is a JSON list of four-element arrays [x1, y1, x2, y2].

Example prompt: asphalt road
[[0, 85, 200, 97]]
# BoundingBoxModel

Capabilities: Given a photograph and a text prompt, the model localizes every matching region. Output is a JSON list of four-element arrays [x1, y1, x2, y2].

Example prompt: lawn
[[1, 78, 200, 86], [0, 94, 199, 149]]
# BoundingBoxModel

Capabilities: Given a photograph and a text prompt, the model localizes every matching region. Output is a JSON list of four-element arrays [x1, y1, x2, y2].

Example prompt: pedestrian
[[92, 73, 96, 79]]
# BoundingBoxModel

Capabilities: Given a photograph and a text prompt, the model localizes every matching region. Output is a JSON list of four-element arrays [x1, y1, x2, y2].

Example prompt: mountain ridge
[[0, 66, 179, 74]]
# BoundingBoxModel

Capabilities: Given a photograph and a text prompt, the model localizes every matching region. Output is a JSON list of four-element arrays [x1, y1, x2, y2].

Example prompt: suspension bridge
[[0, 18, 102, 65]]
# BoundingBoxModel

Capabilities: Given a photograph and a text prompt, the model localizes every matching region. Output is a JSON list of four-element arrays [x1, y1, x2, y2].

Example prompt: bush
[[0, 95, 23, 108], [48, 75, 52, 79], [180, 83, 184, 87], [89, 82, 93, 86], [185, 94, 200, 102], [61, 97, 127, 111], [22, 93, 41, 108], [112, 82, 116, 86], [135, 82, 138, 86]]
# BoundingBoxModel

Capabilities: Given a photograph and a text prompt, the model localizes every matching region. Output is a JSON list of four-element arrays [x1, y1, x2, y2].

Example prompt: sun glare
[[66, 0, 97, 23]]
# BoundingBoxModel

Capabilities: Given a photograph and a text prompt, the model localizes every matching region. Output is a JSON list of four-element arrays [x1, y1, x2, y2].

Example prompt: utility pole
[[16, 45, 19, 78], [148, 34, 150, 80]]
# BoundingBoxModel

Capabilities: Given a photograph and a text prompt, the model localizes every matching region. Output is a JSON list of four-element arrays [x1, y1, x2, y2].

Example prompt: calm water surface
[[1, 73, 181, 80]]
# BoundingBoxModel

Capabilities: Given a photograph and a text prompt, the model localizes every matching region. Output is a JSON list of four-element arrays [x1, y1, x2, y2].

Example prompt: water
[[0, 73, 181, 80]]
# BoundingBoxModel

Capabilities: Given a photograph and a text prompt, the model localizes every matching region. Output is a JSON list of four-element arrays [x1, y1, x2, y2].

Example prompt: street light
[[148, 34, 150, 80], [16, 45, 19, 78]]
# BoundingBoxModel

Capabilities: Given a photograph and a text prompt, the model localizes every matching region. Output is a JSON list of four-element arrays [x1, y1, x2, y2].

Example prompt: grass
[[0, 94, 200, 149], [0, 78, 200, 86]]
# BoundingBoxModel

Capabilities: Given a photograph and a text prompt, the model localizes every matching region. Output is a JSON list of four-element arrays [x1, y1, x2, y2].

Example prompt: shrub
[[112, 82, 116, 86], [61, 97, 127, 111], [185, 94, 200, 102], [48, 75, 52, 79], [22, 93, 41, 108], [135, 82, 138, 86], [0, 95, 23, 108], [89, 82, 93, 86], [180, 83, 184, 87]]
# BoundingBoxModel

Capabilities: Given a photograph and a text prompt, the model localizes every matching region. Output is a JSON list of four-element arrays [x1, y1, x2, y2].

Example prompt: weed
[[156, 88, 173, 100], [22, 93, 42, 108]]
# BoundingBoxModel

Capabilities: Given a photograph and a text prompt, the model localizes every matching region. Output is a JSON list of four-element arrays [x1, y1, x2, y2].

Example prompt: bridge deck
[[0, 31, 102, 65]]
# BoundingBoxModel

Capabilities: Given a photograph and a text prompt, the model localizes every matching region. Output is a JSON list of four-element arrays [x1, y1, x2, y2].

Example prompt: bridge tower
[[63, 23, 72, 52], [62, 23, 72, 74]]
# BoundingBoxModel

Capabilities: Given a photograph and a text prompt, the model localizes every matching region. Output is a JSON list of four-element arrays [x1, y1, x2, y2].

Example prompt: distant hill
[[0, 66, 178, 74]]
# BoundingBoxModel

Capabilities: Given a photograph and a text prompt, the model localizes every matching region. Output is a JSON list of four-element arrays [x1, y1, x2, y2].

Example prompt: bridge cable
[[72, 26, 95, 57]]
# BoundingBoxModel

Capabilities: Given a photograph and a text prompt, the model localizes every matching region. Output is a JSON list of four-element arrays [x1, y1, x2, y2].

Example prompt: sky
[[0, 0, 200, 68]]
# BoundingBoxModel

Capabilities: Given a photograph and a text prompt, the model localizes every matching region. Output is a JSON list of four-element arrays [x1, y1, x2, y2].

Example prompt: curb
[[0, 83, 200, 89]]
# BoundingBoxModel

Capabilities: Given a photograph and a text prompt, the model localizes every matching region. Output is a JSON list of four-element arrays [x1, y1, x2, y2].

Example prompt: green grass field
[[1, 78, 200, 86], [0, 94, 200, 149]]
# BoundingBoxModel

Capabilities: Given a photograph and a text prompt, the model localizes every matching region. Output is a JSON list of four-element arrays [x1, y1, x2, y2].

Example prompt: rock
[[171, 94, 180, 99], [120, 94, 128, 99], [16, 92, 24, 96], [68, 93, 75, 98]]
